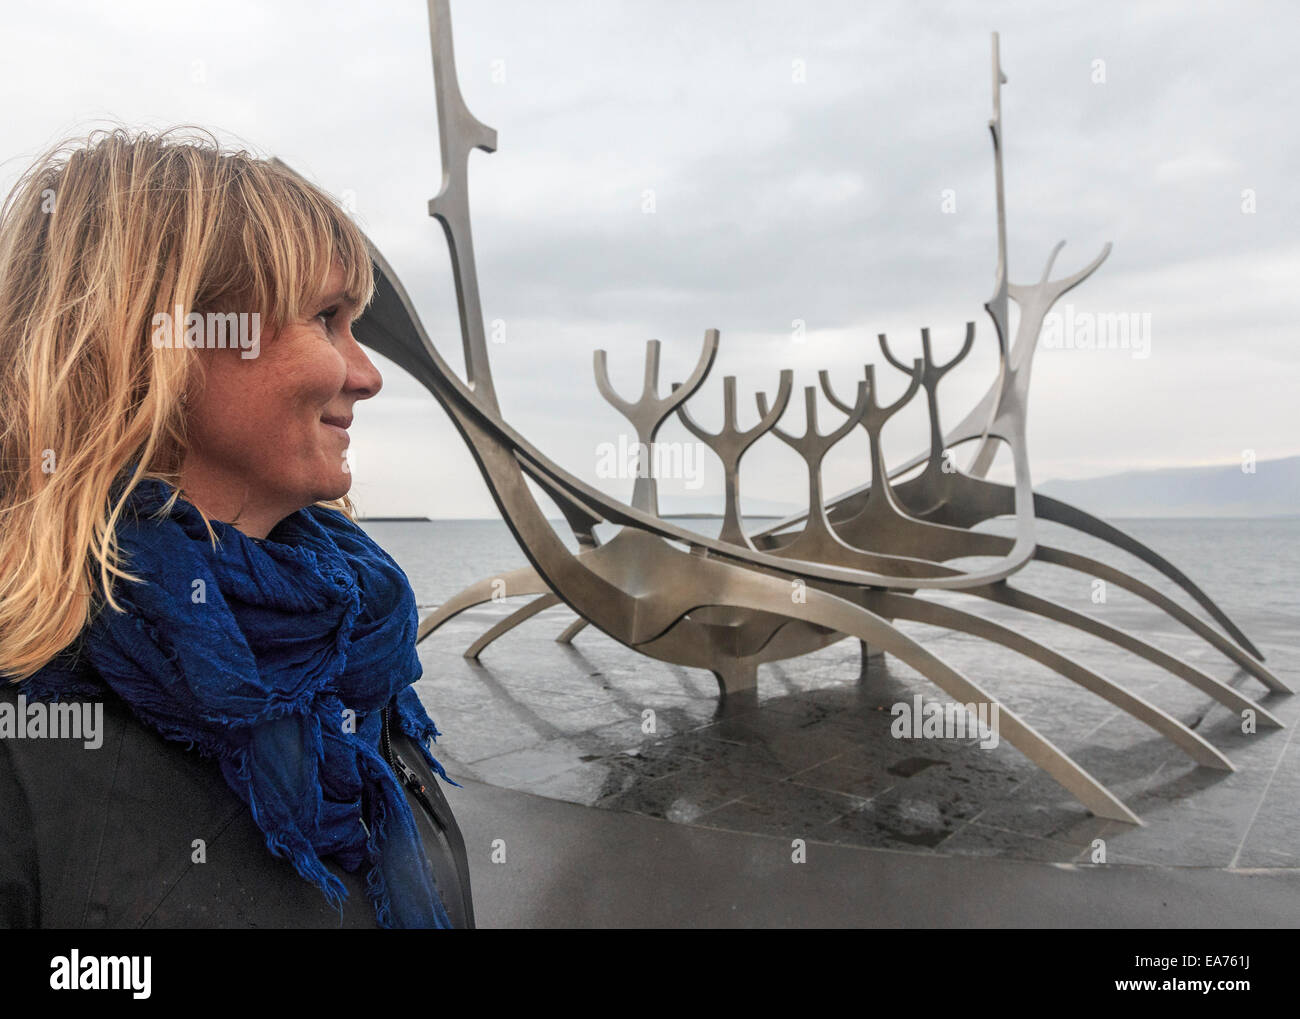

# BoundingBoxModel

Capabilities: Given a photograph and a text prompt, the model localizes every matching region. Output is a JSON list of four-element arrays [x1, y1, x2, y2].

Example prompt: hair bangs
[[199, 157, 375, 338]]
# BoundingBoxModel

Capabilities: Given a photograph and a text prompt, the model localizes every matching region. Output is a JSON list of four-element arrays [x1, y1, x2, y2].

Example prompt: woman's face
[[178, 261, 382, 538]]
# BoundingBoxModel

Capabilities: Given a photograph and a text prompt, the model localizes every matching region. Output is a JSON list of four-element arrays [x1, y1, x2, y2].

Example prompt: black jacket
[[0, 682, 474, 928]]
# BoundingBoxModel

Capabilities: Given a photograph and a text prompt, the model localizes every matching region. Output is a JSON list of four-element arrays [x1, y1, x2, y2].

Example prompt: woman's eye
[[316, 306, 340, 327]]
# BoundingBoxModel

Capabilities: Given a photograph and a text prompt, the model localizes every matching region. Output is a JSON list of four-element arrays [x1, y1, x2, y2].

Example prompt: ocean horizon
[[359, 515, 1300, 659]]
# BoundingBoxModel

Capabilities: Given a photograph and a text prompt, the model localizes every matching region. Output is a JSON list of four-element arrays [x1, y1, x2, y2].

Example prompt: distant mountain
[[1037, 456, 1299, 518]]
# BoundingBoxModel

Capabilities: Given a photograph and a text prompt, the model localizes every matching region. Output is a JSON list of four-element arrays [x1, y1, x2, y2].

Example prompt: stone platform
[[410, 577, 1300, 926]]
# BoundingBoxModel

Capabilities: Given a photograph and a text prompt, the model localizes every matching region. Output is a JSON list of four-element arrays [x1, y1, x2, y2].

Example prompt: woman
[[0, 127, 474, 928]]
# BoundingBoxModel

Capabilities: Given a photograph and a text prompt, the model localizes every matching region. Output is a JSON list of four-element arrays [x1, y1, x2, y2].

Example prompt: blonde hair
[[0, 126, 375, 682]]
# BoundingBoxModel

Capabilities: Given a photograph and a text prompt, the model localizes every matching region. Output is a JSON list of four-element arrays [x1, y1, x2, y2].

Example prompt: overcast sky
[[3, 0, 1296, 518]]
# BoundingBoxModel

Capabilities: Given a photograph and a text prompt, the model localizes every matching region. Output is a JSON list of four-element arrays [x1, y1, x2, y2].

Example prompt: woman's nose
[[343, 327, 383, 399]]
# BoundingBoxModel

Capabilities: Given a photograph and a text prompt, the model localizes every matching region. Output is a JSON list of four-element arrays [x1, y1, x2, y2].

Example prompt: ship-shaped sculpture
[[286, 0, 1287, 825]]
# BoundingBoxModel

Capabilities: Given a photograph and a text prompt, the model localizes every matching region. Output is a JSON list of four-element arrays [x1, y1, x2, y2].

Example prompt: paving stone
[[411, 600, 1300, 871]]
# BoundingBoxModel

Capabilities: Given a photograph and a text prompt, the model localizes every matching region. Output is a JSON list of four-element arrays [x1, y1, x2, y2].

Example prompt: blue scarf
[[23, 476, 456, 929]]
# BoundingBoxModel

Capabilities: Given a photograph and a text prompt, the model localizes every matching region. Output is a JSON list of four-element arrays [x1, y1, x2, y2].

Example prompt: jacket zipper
[[384, 702, 456, 840], [383, 703, 429, 799], [362, 703, 428, 838]]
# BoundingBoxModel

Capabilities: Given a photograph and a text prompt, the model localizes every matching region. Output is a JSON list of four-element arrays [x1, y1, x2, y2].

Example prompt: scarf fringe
[[234, 745, 341, 906], [363, 790, 397, 929]]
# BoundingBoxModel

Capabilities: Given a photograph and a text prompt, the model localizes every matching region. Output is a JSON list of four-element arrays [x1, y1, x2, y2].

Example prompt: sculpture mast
[[426, 0, 501, 414]]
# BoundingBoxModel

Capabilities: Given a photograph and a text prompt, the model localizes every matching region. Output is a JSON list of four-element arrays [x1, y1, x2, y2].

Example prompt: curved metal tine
[[759, 379, 874, 554], [1033, 493, 1266, 662], [873, 591, 1233, 770], [905, 326, 975, 498], [760, 384, 861, 546], [512, 384, 1006, 589], [750, 323, 983, 540], [1009, 239, 1114, 309], [930, 322, 977, 376], [672, 370, 795, 551], [642, 337, 661, 401], [754, 383, 989, 580], [877, 330, 914, 376], [465, 593, 563, 659], [752, 370, 796, 436], [808, 327, 971, 530], [672, 377, 722, 443], [774, 420, 1276, 696], [968, 583, 1285, 727], [754, 387, 1279, 707], [887, 464, 1272, 667], [757, 380, 870, 454], [877, 325, 975, 383], [556, 615, 590, 644], [774, 463, 1280, 693], [674, 371, 795, 444], [756, 387, 804, 448], [416, 565, 551, 643], [918, 326, 976, 468], [662, 329, 722, 419], [965, 242, 1112, 480], [816, 367, 856, 416], [819, 361, 924, 528], [593, 333, 717, 515], [594, 330, 721, 440], [812, 378, 871, 447], [941, 522, 1282, 690], [841, 507, 1283, 690], [879, 459, 1270, 667], [1032, 546, 1286, 692], [807, 355, 925, 531], [592, 344, 644, 418], [699, 578, 1143, 823], [820, 361, 922, 423]]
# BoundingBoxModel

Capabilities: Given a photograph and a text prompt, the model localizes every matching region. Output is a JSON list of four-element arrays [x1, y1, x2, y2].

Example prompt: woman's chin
[[310, 468, 353, 504]]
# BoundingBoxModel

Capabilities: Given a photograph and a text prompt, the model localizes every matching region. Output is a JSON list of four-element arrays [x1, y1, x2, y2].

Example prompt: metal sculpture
[[320, 0, 1287, 824]]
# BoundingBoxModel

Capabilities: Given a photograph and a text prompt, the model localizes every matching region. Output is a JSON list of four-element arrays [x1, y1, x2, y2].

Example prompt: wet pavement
[[410, 576, 1300, 888], [440, 773, 1300, 927]]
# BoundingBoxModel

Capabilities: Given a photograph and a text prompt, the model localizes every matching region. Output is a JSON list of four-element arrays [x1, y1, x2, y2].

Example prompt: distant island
[[656, 495, 802, 518], [660, 513, 785, 520], [358, 456, 1299, 521]]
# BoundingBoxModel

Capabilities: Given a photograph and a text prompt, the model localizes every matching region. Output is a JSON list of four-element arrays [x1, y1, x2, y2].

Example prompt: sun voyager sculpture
[[290, 0, 1288, 825]]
